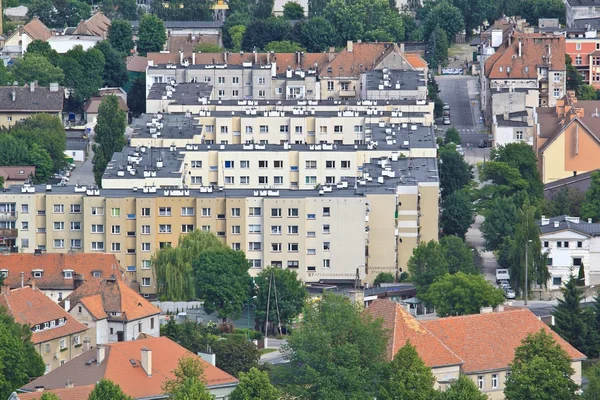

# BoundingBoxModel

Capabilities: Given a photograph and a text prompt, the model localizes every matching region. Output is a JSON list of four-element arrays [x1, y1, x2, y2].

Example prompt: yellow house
[[3, 17, 52, 56]]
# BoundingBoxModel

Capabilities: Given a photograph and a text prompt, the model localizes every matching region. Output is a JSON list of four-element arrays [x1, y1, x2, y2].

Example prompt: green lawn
[[260, 348, 277, 355]]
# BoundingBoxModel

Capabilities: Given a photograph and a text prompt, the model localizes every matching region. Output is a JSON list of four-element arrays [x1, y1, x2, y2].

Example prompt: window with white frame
[[53, 204, 64, 213], [231, 208, 241, 217], [112, 225, 121, 234], [91, 207, 104, 216], [54, 239, 65, 248], [91, 242, 104, 251], [248, 242, 262, 251], [142, 278, 151, 287], [220, 126, 228, 134], [477, 376, 484, 390], [240, 176, 250, 184], [181, 207, 194, 216], [111, 208, 120, 217], [112, 243, 121, 252], [201, 207, 211, 217], [191, 160, 202, 168], [288, 243, 299, 252], [272, 243, 282, 252], [159, 224, 172, 233], [159, 207, 171, 216], [516, 131, 523, 140], [91, 224, 104, 233], [249, 207, 261, 216], [554, 88, 561, 97], [70, 239, 81, 249], [323, 259, 331, 268], [141, 243, 151, 252], [70, 221, 81, 230], [231, 225, 241, 234], [142, 260, 151, 269], [249, 259, 262, 268], [271, 225, 282, 234], [70, 204, 81, 213], [232, 243, 241, 251], [249, 224, 261, 234], [240, 160, 250, 168], [288, 225, 299, 234], [491, 374, 498, 389], [288, 208, 299, 217], [53, 221, 64, 231]]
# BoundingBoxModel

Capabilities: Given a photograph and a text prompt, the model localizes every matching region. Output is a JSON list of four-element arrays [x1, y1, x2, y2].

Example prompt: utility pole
[[525, 239, 532, 306]]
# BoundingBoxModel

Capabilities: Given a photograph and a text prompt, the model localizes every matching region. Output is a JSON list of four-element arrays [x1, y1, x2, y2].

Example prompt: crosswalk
[[458, 129, 476, 132]]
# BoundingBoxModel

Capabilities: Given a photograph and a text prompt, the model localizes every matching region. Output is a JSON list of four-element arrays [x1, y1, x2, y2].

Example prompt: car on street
[[504, 288, 516, 299], [455, 145, 465, 156], [478, 139, 487, 148], [443, 117, 451, 125], [443, 110, 450, 117], [499, 280, 511, 289], [443, 104, 450, 110]]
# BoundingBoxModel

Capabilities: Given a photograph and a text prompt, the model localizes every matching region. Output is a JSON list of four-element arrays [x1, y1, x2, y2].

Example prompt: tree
[[408, 240, 449, 295], [161, 319, 217, 354], [504, 329, 579, 400], [276, 292, 388, 399], [579, 263, 586, 285], [60, 46, 105, 105], [441, 190, 474, 239], [553, 274, 600, 358], [490, 143, 543, 201], [481, 195, 518, 251], [296, 17, 336, 52], [374, 272, 395, 286], [152, 0, 213, 21], [25, 40, 60, 65], [28, 0, 91, 28], [378, 341, 437, 400], [438, 374, 488, 400], [254, 267, 307, 332], [423, 1, 464, 42], [444, 126, 461, 145], [264, 41, 305, 53], [101, 0, 138, 20], [193, 248, 251, 321], [212, 337, 260, 377], [137, 14, 167, 56], [308, 0, 328, 17], [153, 230, 225, 301], [581, 171, 600, 222], [230, 367, 279, 400], [566, 54, 584, 93], [283, 1, 305, 19], [88, 379, 133, 400], [242, 17, 292, 52], [10, 114, 67, 172], [194, 43, 223, 52], [162, 356, 214, 400], [0, 307, 45, 399], [39, 393, 60, 400], [440, 235, 478, 275], [426, 25, 449, 69], [511, 0, 566, 26], [92, 95, 126, 186], [542, 187, 585, 217], [12, 54, 64, 86], [439, 145, 473, 199], [422, 272, 505, 317], [127, 74, 146, 117], [95, 41, 129, 88], [108, 19, 135, 54], [584, 364, 600, 400], [0, 62, 12, 86], [578, 84, 597, 100], [228, 25, 246, 52], [0, 135, 53, 183]]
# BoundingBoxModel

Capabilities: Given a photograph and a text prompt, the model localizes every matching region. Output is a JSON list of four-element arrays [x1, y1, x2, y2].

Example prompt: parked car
[[496, 269, 510, 283], [478, 139, 487, 148], [443, 117, 451, 125], [455, 145, 465, 156], [443, 103, 450, 110], [443, 110, 450, 117], [504, 288, 516, 299], [499, 280, 511, 289]]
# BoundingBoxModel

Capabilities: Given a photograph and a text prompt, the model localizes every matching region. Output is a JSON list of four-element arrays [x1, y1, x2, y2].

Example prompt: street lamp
[[247, 295, 257, 333], [525, 239, 532, 306]]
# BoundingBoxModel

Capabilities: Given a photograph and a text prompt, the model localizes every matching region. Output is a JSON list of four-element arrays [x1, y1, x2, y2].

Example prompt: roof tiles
[[16, 385, 95, 400]]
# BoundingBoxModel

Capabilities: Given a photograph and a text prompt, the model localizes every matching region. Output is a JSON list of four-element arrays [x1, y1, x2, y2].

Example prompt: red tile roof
[[320, 42, 396, 78], [73, 12, 111, 38], [0, 286, 88, 344], [79, 294, 108, 320], [366, 300, 463, 367], [16, 385, 95, 400], [23, 17, 52, 41], [64, 277, 160, 322], [126, 55, 148, 72], [21, 337, 238, 398], [422, 308, 586, 373], [0, 253, 125, 291]]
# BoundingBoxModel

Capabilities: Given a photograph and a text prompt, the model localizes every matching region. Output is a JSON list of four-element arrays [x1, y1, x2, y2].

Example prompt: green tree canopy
[[39, 393, 60, 400], [228, 25, 247, 52], [25, 40, 60, 65], [127, 74, 146, 117], [439, 145, 473, 199], [194, 43, 224, 53], [283, 1, 305, 19], [276, 292, 388, 399], [426, 25, 449, 69], [212, 337, 260, 377], [162, 356, 214, 400], [581, 171, 600, 222], [578, 84, 598, 100], [0, 135, 53, 183], [422, 272, 505, 317], [230, 367, 279, 400], [12, 54, 64, 86], [504, 329, 579, 400], [441, 189, 474, 239], [378, 341, 437, 400], [542, 187, 585, 218], [490, 142, 543, 201], [308, 0, 327, 17], [108, 19, 135, 54], [374, 272, 395, 286], [92, 95, 126, 186], [423, 1, 464, 42], [440, 235, 478, 275], [193, 248, 251, 321], [566, 54, 583, 92], [438, 374, 488, 400], [0, 307, 45, 399], [152, 0, 213, 21], [60, 45, 105, 105], [137, 14, 167, 56], [444, 126, 461, 145], [28, 0, 91, 28], [95, 41, 129, 89], [294, 17, 336, 52], [242, 17, 292, 51], [583, 364, 600, 400], [254, 267, 307, 331], [481, 195, 519, 251], [264, 40, 305, 53], [101, 0, 138, 20], [88, 379, 133, 400]]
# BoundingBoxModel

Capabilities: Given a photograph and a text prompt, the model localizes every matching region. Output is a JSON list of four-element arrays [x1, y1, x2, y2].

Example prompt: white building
[[539, 215, 600, 287]]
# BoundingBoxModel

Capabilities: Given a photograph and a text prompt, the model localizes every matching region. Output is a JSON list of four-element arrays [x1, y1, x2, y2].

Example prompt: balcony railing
[[0, 229, 18, 238], [0, 211, 17, 221]]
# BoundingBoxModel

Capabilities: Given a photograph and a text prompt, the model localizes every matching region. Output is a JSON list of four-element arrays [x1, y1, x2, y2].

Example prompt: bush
[[234, 328, 264, 341]]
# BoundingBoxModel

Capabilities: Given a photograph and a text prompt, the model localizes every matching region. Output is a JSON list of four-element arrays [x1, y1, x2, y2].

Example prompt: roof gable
[[23, 17, 52, 41]]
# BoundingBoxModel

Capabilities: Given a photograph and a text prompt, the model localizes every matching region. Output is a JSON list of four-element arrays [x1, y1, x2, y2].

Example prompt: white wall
[[64, 149, 85, 163], [107, 314, 160, 342], [540, 229, 591, 287]]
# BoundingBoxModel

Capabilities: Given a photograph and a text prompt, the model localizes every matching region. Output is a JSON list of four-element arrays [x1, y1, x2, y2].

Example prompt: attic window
[[64, 270, 73, 279], [92, 271, 101, 278], [499, 66, 503, 72], [58, 318, 65, 325], [525, 66, 529, 73], [506, 67, 511, 73], [0, 269, 7, 278], [327, 67, 332, 73], [33, 271, 43, 278]]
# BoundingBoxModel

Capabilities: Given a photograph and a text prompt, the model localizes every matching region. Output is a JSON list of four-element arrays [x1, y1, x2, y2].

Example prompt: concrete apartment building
[[0, 286, 92, 374], [566, 0, 600, 28], [565, 27, 600, 89]]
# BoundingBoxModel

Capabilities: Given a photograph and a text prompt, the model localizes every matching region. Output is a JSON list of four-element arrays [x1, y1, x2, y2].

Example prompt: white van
[[496, 269, 510, 283]]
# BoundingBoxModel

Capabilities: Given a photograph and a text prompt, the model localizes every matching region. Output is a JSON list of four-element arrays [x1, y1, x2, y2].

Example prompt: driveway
[[69, 142, 95, 186]]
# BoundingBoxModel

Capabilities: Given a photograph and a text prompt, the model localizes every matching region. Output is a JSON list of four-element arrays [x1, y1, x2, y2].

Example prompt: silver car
[[443, 117, 451, 125], [504, 289, 516, 299]]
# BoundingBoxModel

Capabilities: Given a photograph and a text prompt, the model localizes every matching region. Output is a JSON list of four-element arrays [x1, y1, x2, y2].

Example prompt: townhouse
[[0, 286, 93, 374], [0, 84, 64, 128]]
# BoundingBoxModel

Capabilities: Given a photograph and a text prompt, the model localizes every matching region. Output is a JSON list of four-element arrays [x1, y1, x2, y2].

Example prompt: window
[[112, 225, 121, 234], [21, 238, 29, 248], [307, 248, 316, 255], [70, 204, 81, 213], [91, 224, 104, 233], [306, 160, 317, 169], [111, 243, 121, 252], [142, 278, 151, 287], [333, 126, 342, 133], [307, 231, 316, 237], [547, 258, 553, 266], [258, 160, 268, 168], [232, 208, 241, 217], [295, 126, 303, 134], [232, 243, 241, 251], [273, 160, 284, 169], [564, 241, 570, 248], [181, 224, 194, 233], [576, 42, 582, 50], [218, 76, 225, 84], [53, 221, 64, 231], [249, 259, 262, 268], [323, 242, 330, 251], [274, 176, 283, 185], [201, 207, 211, 217], [111, 208, 120, 217], [288, 208, 299, 217], [141, 207, 151, 217], [578, 241, 583, 248], [271, 208, 282, 217], [516, 131, 523, 140], [245, 126, 253, 134], [91, 207, 104, 216], [259, 176, 268, 184], [21, 204, 29, 214], [574, 257, 583, 266], [305, 176, 317, 185], [70, 239, 81, 249], [258, 77, 266, 84], [272, 243, 282, 252], [249, 207, 261, 216], [323, 224, 330, 234], [231, 225, 241, 234], [44, 343, 51, 353], [224, 160, 234, 169], [249, 224, 261, 234], [53, 204, 64, 213], [232, 76, 239, 84], [576, 55, 582, 66], [543, 241, 549, 248], [159, 207, 172, 216], [91, 242, 104, 251], [325, 176, 335, 184], [554, 73, 561, 82], [181, 207, 194, 216], [553, 277, 562, 286], [142, 260, 151, 270], [323, 207, 331, 217], [271, 225, 282, 234], [323, 259, 331, 268], [477, 376, 484, 390], [258, 90, 266, 97], [286, 261, 298, 269], [141, 225, 151, 234], [59, 339, 66, 350], [341, 161, 351, 170], [248, 242, 262, 251], [327, 81, 334, 91], [288, 243, 299, 252], [240, 160, 250, 169], [240, 176, 249, 184], [325, 161, 336, 169], [191, 160, 202, 169], [142, 243, 151, 252], [553, 88, 560, 98], [159, 224, 172, 233], [33, 271, 43, 278], [491, 374, 498, 389], [220, 126, 229, 134], [288, 225, 299, 234], [557, 241, 562, 248], [54, 239, 65, 248], [280, 125, 289, 133], [307, 213, 316, 220]]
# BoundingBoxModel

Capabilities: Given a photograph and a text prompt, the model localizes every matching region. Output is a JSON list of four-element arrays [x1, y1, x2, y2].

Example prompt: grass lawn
[[260, 348, 277, 355]]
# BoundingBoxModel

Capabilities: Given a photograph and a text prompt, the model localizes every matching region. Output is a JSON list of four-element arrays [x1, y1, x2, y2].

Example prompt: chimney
[[223, 51, 227, 65], [266, 52, 270, 64], [253, 50, 257, 64], [97, 344, 106, 365], [141, 348, 152, 376], [504, 111, 509, 120], [347, 40, 353, 53], [20, 271, 24, 288], [480, 306, 493, 314], [11, 89, 15, 102], [65, 380, 73, 389], [554, 221, 560, 228], [192, 52, 196, 65], [328, 47, 335, 62], [64, 299, 70, 311], [400, 43, 405, 53], [179, 50, 183, 64], [30, 82, 35, 92], [589, 218, 593, 223], [518, 39, 522, 57], [296, 51, 301, 66]]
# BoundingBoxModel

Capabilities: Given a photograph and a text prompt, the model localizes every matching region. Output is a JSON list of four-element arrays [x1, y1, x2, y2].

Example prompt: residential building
[[83, 94, 129, 123], [72, 12, 111, 39], [47, 35, 103, 53], [565, 28, 600, 89], [0, 83, 63, 128], [566, 0, 600, 28], [65, 138, 89, 163], [12, 385, 95, 400], [366, 299, 586, 399], [538, 215, 600, 286], [0, 286, 92, 374], [63, 275, 161, 343], [0, 166, 35, 188], [544, 169, 597, 199], [533, 93, 600, 183], [2, 16, 52, 56], [491, 110, 533, 146], [17, 336, 238, 399], [130, 20, 223, 52], [0, 253, 125, 302]]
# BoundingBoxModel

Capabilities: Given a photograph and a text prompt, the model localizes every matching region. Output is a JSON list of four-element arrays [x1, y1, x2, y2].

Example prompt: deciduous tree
[[108, 20, 135, 55], [95, 41, 128, 88], [162, 356, 214, 400], [12, 54, 64, 86], [88, 380, 133, 400], [264, 40, 305, 53], [10, 114, 67, 172], [194, 43, 223, 53], [439, 145, 473, 199], [28, 0, 91, 28], [39, 393, 60, 400], [137, 14, 167, 56], [242, 17, 292, 51], [408, 240, 449, 295], [439, 374, 488, 400], [296, 17, 336, 52], [230, 367, 279, 400], [481, 195, 519, 251], [426, 25, 449, 69], [25, 40, 60, 65], [423, 1, 464, 42], [491, 142, 543, 201], [101, 0, 138, 20], [127, 74, 146, 117], [581, 171, 600, 222], [542, 187, 585, 218], [504, 329, 579, 400], [444, 126, 461, 145], [60, 46, 105, 104], [212, 337, 260, 377], [374, 272, 395, 286], [440, 235, 478, 275], [441, 189, 474, 239], [283, 1, 305, 19], [92, 95, 126, 186]]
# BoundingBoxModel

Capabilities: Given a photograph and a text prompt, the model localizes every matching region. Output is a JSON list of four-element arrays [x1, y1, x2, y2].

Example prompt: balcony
[[0, 211, 17, 221], [0, 229, 18, 238], [339, 89, 357, 97]]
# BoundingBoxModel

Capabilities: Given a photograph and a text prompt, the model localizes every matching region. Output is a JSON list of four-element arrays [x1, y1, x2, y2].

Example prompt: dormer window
[[43, 322, 49, 329], [92, 271, 101, 278], [50, 320, 55, 327], [0, 269, 7, 278], [499, 66, 503, 72], [33, 325, 40, 331], [32, 270, 43, 278], [58, 318, 65, 325], [63, 270, 73, 279]]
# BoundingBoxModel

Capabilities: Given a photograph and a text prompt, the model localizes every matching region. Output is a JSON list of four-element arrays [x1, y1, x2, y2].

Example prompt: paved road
[[260, 338, 289, 365], [69, 142, 95, 186]]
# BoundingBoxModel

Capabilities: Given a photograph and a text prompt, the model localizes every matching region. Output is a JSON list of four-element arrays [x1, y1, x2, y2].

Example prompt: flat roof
[[147, 82, 213, 103], [365, 69, 425, 91]]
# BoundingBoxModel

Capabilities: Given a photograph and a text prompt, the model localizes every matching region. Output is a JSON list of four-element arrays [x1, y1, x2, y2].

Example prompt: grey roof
[[567, 0, 599, 7], [495, 114, 530, 127], [573, 19, 600, 30], [544, 170, 596, 198], [365, 69, 425, 91], [147, 82, 213, 104], [539, 215, 600, 236], [130, 20, 224, 29], [66, 138, 89, 151], [0, 86, 63, 112]]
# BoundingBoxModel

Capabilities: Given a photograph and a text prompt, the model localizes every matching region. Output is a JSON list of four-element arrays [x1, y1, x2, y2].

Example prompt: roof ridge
[[424, 307, 527, 323]]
